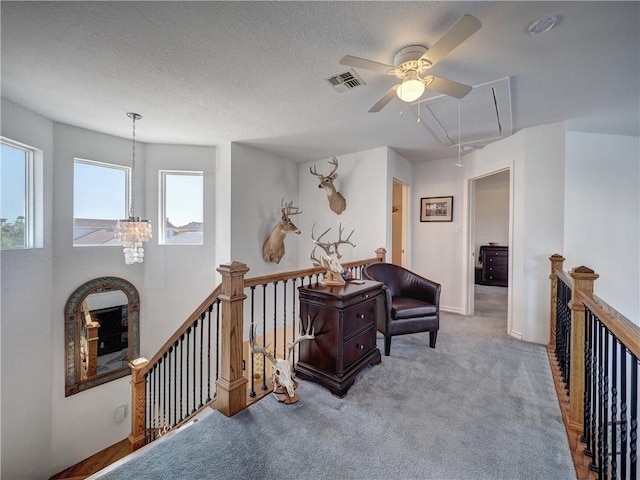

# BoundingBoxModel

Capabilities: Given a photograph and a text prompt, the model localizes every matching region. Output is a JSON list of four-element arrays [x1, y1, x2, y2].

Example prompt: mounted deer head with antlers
[[309, 156, 347, 215], [262, 199, 302, 264], [250, 319, 315, 403]]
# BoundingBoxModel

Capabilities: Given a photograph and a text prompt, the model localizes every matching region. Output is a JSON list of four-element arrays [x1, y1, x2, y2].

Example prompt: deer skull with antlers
[[250, 319, 315, 403], [262, 198, 302, 264], [310, 223, 356, 286], [310, 223, 356, 267], [309, 156, 347, 215]]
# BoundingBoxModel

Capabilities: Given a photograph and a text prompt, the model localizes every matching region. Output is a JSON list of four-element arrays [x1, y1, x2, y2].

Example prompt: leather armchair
[[363, 263, 441, 356]]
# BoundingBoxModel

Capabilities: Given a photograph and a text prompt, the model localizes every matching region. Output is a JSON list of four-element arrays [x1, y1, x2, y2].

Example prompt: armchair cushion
[[391, 297, 438, 319]]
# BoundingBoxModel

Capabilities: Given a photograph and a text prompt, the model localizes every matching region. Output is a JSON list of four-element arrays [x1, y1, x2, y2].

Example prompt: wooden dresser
[[479, 245, 509, 287], [295, 280, 383, 397]]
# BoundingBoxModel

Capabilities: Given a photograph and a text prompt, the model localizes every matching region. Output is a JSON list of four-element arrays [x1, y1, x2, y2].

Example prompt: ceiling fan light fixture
[[397, 78, 425, 102]]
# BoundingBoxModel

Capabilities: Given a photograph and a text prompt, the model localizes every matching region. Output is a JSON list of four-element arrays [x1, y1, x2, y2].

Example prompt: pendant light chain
[[130, 114, 136, 218], [128, 112, 141, 219], [116, 112, 151, 265]]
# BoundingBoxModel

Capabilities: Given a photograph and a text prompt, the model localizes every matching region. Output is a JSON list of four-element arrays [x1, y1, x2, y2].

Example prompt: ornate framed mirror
[[65, 277, 140, 396]]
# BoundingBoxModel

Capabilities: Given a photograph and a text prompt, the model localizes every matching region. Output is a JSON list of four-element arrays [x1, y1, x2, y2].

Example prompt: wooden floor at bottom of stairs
[[49, 438, 133, 479], [50, 385, 273, 479]]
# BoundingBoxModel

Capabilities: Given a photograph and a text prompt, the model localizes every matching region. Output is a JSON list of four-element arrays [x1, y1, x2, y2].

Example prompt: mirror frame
[[65, 276, 140, 396]]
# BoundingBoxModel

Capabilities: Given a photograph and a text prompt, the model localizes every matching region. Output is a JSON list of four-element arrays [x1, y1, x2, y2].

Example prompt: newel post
[[128, 357, 149, 450], [85, 321, 100, 378], [548, 254, 565, 351], [216, 261, 250, 417], [568, 265, 599, 432], [375, 247, 387, 263]]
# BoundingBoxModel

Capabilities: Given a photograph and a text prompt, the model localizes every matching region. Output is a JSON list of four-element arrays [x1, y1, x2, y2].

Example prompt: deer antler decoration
[[250, 319, 315, 404], [309, 156, 347, 214], [310, 223, 356, 286]]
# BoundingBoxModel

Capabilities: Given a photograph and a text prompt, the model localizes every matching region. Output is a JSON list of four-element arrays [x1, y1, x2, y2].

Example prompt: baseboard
[[509, 330, 523, 340], [440, 306, 464, 315]]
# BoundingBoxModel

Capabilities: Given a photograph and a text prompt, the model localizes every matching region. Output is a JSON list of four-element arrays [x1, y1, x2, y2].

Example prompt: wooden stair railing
[[548, 254, 640, 479], [129, 248, 386, 450]]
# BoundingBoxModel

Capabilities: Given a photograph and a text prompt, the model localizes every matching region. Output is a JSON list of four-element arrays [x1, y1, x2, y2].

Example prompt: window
[[159, 171, 203, 245], [1, 139, 33, 249], [73, 158, 129, 246]]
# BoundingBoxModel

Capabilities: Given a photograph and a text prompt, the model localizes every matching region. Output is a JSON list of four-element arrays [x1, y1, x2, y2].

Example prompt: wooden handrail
[[555, 267, 572, 290], [578, 291, 640, 359], [138, 285, 222, 378], [549, 255, 640, 477], [243, 255, 384, 288]]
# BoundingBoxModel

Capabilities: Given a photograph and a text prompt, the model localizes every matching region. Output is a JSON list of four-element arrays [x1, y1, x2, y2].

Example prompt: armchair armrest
[[401, 274, 441, 307]]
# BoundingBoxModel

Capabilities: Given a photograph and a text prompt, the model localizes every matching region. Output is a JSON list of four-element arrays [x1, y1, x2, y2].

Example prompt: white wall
[[564, 132, 640, 322], [1, 99, 55, 480], [412, 154, 468, 314], [412, 123, 566, 343], [229, 144, 299, 277], [142, 143, 217, 354], [297, 148, 388, 266], [215, 142, 233, 284]]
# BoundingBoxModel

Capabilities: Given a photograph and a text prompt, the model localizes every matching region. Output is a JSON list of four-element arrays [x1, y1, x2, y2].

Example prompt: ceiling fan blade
[[426, 76, 472, 99], [420, 14, 482, 67], [340, 55, 395, 74], [368, 85, 400, 112]]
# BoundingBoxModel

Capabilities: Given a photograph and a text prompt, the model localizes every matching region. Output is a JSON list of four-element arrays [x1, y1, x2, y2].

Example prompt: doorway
[[467, 169, 512, 329], [392, 179, 408, 266]]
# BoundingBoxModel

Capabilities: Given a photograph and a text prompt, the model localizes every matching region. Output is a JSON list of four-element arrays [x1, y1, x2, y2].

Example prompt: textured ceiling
[[1, 1, 638, 163]]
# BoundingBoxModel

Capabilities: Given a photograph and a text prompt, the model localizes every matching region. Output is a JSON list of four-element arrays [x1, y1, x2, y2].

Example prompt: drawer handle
[[362, 294, 369, 299], [355, 343, 364, 350], [356, 313, 366, 319]]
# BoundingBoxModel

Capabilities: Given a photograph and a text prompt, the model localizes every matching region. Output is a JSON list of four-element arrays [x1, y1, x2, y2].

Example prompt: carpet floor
[[94, 285, 575, 480]]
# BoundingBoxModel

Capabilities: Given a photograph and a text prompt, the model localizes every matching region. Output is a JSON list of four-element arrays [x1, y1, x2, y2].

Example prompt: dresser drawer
[[342, 297, 377, 339], [485, 255, 508, 267], [483, 265, 507, 279], [343, 327, 374, 369]]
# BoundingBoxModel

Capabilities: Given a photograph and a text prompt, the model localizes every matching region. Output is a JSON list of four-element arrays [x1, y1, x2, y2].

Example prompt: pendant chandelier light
[[115, 112, 152, 265]]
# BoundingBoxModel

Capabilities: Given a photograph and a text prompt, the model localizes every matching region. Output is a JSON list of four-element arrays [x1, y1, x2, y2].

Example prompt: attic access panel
[[418, 77, 512, 147]]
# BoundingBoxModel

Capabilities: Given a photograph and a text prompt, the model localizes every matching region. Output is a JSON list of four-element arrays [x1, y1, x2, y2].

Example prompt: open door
[[392, 179, 408, 266], [467, 169, 512, 332]]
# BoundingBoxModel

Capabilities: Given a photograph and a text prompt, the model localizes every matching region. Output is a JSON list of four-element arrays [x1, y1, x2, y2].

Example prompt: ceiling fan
[[340, 14, 482, 113]]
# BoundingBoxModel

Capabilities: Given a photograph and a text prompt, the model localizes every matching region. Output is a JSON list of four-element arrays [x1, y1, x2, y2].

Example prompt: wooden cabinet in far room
[[479, 245, 509, 287]]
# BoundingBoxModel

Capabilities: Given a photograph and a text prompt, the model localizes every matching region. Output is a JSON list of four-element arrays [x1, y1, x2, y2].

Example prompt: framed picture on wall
[[420, 196, 453, 222]]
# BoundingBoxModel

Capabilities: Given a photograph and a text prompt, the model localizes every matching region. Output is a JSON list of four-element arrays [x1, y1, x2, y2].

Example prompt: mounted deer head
[[250, 319, 315, 402], [309, 156, 347, 214], [262, 199, 302, 264]]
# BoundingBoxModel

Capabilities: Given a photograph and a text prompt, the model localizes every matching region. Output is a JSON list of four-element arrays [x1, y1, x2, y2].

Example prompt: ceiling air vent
[[326, 69, 366, 93]]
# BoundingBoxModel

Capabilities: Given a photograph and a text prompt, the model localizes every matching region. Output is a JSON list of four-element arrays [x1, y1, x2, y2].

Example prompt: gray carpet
[[96, 286, 575, 480]]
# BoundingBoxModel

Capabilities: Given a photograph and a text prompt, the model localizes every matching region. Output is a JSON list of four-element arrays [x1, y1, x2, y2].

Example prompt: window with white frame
[[159, 170, 203, 245], [73, 158, 129, 246], [1, 139, 34, 249]]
